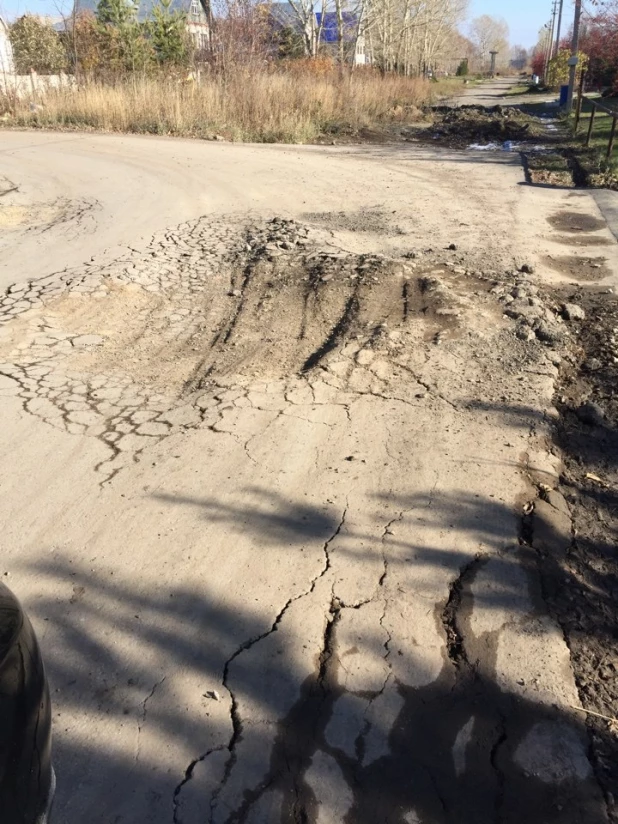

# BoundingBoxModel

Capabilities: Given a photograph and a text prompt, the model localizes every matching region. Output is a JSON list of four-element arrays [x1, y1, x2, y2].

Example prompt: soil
[[538, 284, 618, 822], [412, 105, 554, 150]]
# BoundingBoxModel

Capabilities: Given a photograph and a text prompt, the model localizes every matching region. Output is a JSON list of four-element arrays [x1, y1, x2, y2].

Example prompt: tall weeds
[[4, 68, 432, 142]]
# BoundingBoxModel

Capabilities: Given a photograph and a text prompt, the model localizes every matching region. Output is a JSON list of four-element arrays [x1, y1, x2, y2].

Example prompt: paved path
[[0, 129, 616, 824], [594, 189, 618, 241]]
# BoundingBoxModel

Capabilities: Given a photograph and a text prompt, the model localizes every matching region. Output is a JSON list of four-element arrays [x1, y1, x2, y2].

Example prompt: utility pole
[[554, 0, 564, 57], [549, 0, 558, 51], [544, 2, 558, 82], [566, 0, 582, 110]]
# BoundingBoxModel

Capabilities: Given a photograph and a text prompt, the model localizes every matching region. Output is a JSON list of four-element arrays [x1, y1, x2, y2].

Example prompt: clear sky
[[0, 0, 562, 47], [468, 0, 559, 48]]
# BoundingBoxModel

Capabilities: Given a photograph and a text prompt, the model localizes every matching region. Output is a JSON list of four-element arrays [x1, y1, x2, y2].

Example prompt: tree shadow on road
[[13, 479, 611, 822]]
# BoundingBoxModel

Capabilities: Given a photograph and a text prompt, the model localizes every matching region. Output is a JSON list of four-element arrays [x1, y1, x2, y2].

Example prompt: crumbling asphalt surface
[[0, 107, 617, 824]]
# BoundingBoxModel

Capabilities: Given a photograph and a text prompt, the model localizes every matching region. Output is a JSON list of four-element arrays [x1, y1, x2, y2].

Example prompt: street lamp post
[[489, 50, 498, 77]]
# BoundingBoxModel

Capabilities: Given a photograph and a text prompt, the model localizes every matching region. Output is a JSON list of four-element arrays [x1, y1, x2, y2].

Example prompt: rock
[[447, 243, 457, 251], [72, 334, 105, 347], [562, 303, 585, 321], [544, 489, 571, 518], [576, 402, 605, 426], [520, 263, 535, 274], [356, 349, 375, 366], [228, 289, 242, 298], [527, 450, 563, 487], [584, 357, 602, 372], [505, 300, 544, 325], [511, 287, 529, 299], [532, 499, 572, 558], [534, 321, 564, 344], [515, 324, 535, 341]]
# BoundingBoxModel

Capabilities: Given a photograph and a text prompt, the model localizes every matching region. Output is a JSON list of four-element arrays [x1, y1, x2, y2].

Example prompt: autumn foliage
[[580, 0, 618, 92]]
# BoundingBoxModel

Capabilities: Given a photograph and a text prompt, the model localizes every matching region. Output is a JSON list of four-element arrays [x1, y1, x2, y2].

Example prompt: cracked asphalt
[[0, 119, 617, 824]]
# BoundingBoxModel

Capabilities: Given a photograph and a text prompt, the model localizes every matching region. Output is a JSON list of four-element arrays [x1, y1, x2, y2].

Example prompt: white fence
[[0, 71, 75, 98]]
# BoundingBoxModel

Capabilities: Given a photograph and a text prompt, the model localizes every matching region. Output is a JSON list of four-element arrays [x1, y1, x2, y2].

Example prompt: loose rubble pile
[[418, 105, 552, 150], [244, 218, 310, 257], [489, 274, 586, 347]]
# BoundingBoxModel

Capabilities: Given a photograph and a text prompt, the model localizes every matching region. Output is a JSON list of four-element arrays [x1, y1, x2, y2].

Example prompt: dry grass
[[2, 69, 434, 143]]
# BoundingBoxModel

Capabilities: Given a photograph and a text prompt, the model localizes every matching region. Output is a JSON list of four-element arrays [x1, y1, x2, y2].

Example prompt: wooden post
[[574, 70, 584, 130], [586, 103, 596, 147], [608, 115, 617, 159]]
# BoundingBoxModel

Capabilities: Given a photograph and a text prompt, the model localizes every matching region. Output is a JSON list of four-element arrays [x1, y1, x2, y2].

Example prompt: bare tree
[[287, 0, 329, 57], [469, 14, 509, 70], [364, 0, 468, 76]]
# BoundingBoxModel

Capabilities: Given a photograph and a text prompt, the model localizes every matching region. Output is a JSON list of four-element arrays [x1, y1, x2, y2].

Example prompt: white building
[[0, 18, 15, 75]]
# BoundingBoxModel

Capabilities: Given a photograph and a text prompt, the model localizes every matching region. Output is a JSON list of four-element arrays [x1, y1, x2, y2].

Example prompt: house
[[71, 0, 211, 51], [315, 11, 367, 65], [0, 17, 15, 75], [269, 2, 368, 65]]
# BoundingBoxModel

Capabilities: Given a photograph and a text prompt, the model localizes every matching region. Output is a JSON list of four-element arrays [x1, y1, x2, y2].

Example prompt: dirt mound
[[413, 105, 554, 150], [432, 106, 537, 144], [0, 216, 506, 482]]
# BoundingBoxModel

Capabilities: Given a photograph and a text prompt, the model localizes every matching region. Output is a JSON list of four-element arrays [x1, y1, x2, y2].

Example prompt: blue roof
[[269, 4, 359, 42], [315, 11, 358, 43]]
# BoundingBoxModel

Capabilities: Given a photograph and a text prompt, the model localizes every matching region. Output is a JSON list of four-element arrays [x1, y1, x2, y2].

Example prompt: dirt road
[[1, 124, 617, 824], [454, 76, 559, 108]]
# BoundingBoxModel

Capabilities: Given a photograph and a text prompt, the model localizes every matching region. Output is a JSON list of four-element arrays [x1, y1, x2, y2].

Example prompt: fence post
[[575, 70, 584, 131], [586, 103, 596, 147], [608, 114, 617, 159]]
